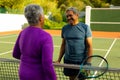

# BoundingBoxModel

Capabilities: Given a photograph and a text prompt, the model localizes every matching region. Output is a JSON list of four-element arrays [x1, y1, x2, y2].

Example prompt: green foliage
[[0, 0, 118, 14], [58, 0, 86, 11], [22, 19, 66, 30], [44, 19, 66, 30], [83, 0, 94, 7], [57, 0, 71, 8], [62, 13, 67, 22], [58, 0, 94, 11], [69, 0, 86, 11], [0, 0, 25, 14], [0, 7, 7, 13], [101, 3, 110, 8], [79, 17, 85, 23], [111, 0, 120, 6], [89, 0, 110, 8], [36, 0, 58, 14], [21, 23, 29, 29], [51, 13, 63, 23]]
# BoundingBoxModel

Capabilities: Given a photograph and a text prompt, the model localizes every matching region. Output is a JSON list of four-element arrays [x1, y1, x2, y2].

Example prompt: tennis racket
[[75, 55, 109, 80]]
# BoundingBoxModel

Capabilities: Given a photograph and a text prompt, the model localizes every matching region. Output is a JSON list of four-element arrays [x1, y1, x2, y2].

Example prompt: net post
[[85, 6, 91, 27]]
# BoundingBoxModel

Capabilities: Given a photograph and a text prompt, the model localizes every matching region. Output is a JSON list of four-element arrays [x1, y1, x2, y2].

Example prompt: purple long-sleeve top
[[13, 26, 56, 80]]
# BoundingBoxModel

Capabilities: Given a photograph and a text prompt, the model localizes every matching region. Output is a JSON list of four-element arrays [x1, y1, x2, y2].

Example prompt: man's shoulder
[[62, 24, 70, 30], [63, 24, 70, 28], [78, 22, 88, 27], [77, 22, 89, 31]]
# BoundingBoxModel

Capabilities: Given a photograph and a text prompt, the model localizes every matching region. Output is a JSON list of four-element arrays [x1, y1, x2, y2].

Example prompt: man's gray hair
[[66, 7, 80, 16], [24, 4, 44, 25]]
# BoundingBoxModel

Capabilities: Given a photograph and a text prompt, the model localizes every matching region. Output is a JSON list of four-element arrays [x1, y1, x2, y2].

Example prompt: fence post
[[85, 6, 91, 27]]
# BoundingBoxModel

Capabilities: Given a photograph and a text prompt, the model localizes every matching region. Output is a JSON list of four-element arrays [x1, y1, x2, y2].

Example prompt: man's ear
[[76, 14, 79, 17]]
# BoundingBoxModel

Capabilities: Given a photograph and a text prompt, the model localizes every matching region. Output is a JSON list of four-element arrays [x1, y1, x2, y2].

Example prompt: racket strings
[[75, 55, 108, 79], [86, 56, 108, 78]]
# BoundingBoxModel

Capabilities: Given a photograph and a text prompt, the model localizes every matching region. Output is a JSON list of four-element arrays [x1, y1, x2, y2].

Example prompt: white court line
[[102, 38, 117, 59], [0, 41, 15, 44], [0, 50, 12, 55], [99, 38, 117, 66], [0, 40, 113, 56], [0, 38, 117, 58], [93, 48, 107, 51], [91, 38, 117, 80], [0, 34, 17, 38]]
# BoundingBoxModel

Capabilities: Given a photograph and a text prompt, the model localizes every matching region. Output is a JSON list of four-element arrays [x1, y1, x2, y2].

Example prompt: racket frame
[[79, 55, 109, 79]]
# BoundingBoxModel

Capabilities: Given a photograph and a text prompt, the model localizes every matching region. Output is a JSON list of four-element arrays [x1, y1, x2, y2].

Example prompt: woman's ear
[[39, 15, 44, 28], [39, 15, 42, 22], [39, 15, 44, 22]]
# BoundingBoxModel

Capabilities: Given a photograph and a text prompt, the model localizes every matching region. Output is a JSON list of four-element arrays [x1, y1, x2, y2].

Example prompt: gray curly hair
[[24, 4, 44, 25], [66, 7, 80, 16]]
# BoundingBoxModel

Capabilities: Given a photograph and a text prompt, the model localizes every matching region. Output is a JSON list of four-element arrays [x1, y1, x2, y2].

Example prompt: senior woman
[[13, 4, 56, 80]]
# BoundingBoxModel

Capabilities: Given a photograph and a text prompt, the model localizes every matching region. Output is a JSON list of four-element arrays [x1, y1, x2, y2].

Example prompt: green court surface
[[0, 34, 120, 68]]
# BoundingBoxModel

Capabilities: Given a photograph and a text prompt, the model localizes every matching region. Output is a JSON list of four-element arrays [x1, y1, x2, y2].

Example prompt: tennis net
[[0, 58, 120, 80]]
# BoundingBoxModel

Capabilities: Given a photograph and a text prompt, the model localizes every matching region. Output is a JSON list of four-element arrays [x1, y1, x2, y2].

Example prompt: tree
[[0, 0, 59, 14], [30, 0, 58, 14], [111, 0, 120, 6], [89, 0, 110, 7], [57, 0, 71, 8], [0, 0, 25, 14], [71, 0, 86, 11]]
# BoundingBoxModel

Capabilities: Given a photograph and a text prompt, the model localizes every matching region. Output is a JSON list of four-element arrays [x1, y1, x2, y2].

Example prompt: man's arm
[[57, 38, 65, 63], [86, 37, 93, 62]]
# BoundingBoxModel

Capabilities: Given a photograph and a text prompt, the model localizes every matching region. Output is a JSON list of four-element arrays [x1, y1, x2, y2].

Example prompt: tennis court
[[0, 30, 120, 80], [0, 30, 120, 68]]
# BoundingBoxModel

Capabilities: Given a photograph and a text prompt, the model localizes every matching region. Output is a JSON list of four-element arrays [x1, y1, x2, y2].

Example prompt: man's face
[[66, 10, 79, 25]]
